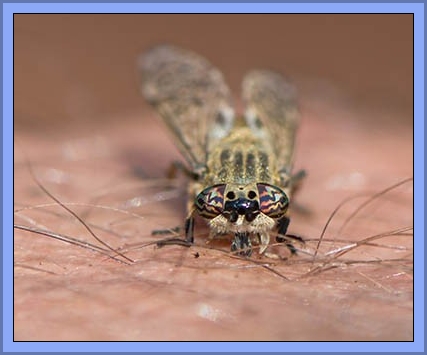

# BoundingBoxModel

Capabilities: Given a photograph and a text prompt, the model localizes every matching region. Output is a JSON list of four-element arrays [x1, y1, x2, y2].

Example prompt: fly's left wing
[[139, 45, 235, 171]]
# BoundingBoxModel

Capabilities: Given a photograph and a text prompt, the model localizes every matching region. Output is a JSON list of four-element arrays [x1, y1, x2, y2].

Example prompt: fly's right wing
[[139, 45, 235, 171], [242, 70, 300, 176]]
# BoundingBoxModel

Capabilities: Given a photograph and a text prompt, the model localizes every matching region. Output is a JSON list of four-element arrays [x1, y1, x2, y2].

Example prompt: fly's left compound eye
[[257, 183, 289, 218], [195, 184, 226, 219]]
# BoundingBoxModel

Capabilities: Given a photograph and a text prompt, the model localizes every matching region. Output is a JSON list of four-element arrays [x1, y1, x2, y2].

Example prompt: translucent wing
[[242, 70, 299, 174], [139, 45, 235, 170]]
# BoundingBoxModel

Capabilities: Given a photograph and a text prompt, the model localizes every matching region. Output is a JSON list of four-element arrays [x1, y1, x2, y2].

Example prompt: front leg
[[184, 215, 195, 244], [154, 162, 203, 249], [275, 215, 304, 255], [277, 215, 290, 236], [155, 215, 194, 248]]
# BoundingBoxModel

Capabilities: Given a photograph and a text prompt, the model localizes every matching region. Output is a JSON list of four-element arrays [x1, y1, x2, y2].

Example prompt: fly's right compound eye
[[257, 183, 289, 218], [195, 184, 226, 219]]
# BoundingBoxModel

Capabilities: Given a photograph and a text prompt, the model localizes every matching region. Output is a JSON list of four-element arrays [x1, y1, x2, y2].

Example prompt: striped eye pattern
[[195, 184, 226, 219], [257, 183, 289, 218]]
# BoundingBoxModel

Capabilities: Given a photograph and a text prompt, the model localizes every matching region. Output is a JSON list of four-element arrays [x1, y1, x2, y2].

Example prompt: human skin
[[13, 95, 413, 341], [13, 13, 413, 342]]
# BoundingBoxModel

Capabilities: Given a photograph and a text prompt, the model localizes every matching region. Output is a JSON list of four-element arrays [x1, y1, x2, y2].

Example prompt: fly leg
[[275, 216, 305, 254], [280, 169, 306, 192], [166, 160, 200, 180], [153, 163, 204, 249], [151, 161, 193, 239], [155, 214, 194, 248], [184, 215, 194, 243], [154, 183, 197, 248], [151, 226, 181, 236], [156, 186, 196, 249], [153, 163, 202, 249], [289, 169, 306, 194]]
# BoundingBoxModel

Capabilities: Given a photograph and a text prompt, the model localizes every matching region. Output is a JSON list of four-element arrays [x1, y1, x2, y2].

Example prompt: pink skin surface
[[14, 14, 413, 341]]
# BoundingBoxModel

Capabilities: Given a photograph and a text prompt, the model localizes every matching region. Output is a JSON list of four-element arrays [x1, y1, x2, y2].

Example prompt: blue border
[[1, 2, 425, 13], [3, 2, 424, 353]]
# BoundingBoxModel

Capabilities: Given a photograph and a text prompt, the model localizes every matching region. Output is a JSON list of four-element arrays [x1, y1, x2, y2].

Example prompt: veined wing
[[139, 45, 235, 170], [242, 70, 299, 175]]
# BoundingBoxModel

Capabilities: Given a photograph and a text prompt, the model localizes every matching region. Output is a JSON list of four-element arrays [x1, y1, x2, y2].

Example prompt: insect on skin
[[139, 45, 303, 256]]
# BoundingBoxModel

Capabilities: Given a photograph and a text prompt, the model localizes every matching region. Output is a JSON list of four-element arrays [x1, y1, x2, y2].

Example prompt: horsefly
[[139, 45, 303, 256]]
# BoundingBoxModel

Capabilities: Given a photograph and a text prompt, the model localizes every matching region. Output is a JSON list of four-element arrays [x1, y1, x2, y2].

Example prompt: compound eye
[[257, 183, 289, 218], [195, 184, 226, 219]]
